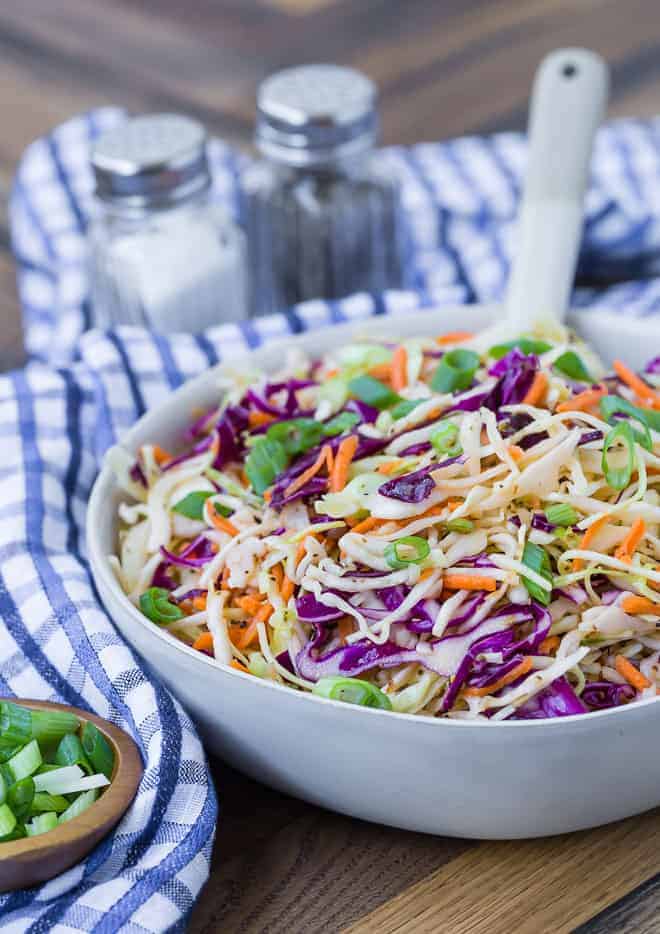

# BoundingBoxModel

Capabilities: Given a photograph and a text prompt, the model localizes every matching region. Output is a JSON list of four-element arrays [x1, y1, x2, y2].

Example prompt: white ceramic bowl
[[88, 305, 660, 839]]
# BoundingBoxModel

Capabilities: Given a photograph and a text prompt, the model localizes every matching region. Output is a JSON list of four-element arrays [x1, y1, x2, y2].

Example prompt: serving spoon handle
[[505, 48, 609, 331]]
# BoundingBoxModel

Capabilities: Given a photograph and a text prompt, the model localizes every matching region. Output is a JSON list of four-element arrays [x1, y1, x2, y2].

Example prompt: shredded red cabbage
[[295, 593, 344, 623], [510, 676, 587, 719], [581, 681, 635, 709]]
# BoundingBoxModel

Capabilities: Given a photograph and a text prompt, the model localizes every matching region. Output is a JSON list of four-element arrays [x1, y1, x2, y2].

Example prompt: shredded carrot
[[436, 331, 474, 345], [329, 435, 359, 492], [295, 542, 307, 566], [572, 514, 610, 571], [337, 616, 354, 644], [613, 359, 660, 406], [152, 444, 173, 465], [230, 659, 250, 673], [256, 602, 274, 623], [263, 489, 272, 502], [270, 563, 283, 592], [367, 363, 392, 381], [621, 595, 659, 615], [281, 575, 295, 602], [614, 519, 646, 564], [419, 504, 445, 520], [248, 410, 276, 428], [376, 460, 404, 475], [447, 499, 463, 512], [443, 574, 497, 592], [615, 654, 652, 691], [324, 368, 339, 379], [419, 568, 437, 582], [391, 345, 408, 392], [508, 445, 524, 462], [463, 657, 533, 696], [231, 620, 259, 650], [208, 505, 239, 537], [522, 371, 548, 406], [539, 635, 560, 655], [235, 594, 263, 616], [350, 516, 383, 535], [556, 386, 606, 414], [192, 632, 214, 652], [220, 566, 231, 590], [284, 444, 334, 498], [192, 595, 207, 612]]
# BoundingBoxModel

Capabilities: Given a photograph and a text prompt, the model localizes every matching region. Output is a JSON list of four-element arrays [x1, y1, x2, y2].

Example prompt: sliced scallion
[[58, 788, 99, 825], [384, 536, 430, 570], [313, 677, 392, 710], [0, 702, 32, 746], [430, 421, 462, 457], [267, 418, 323, 456], [446, 518, 474, 533], [81, 722, 115, 780], [390, 399, 424, 420], [7, 777, 35, 822], [431, 349, 480, 393], [139, 587, 184, 625], [25, 812, 58, 836], [321, 411, 360, 436], [55, 733, 93, 775], [0, 803, 16, 837], [31, 792, 70, 814], [347, 375, 401, 410], [602, 422, 636, 491], [521, 542, 553, 606], [544, 504, 578, 527], [7, 739, 42, 782]]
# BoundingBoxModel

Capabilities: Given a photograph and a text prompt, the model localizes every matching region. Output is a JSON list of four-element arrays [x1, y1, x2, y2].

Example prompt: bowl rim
[[0, 699, 143, 862], [87, 305, 660, 731]]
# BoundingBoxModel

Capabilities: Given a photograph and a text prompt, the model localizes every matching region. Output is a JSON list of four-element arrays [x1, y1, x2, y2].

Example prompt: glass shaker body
[[88, 113, 247, 332], [244, 153, 410, 318]]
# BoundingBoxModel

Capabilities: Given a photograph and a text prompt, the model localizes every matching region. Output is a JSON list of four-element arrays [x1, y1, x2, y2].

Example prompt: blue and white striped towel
[[3, 108, 660, 931]]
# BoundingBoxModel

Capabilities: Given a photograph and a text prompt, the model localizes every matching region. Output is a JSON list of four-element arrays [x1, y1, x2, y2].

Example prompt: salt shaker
[[243, 65, 411, 318], [88, 114, 247, 331]]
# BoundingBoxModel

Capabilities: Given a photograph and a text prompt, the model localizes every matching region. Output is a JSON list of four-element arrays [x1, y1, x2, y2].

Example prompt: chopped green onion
[[384, 536, 431, 570], [602, 422, 636, 491], [521, 542, 553, 606], [30, 709, 80, 744], [267, 418, 323, 456], [600, 394, 660, 434], [322, 411, 360, 436], [430, 421, 462, 457], [81, 722, 115, 781], [25, 811, 58, 836], [390, 399, 424, 420], [58, 788, 99, 825], [553, 351, 591, 381], [0, 826, 25, 842], [0, 742, 23, 764], [347, 375, 401, 410], [33, 765, 83, 793], [0, 702, 32, 746], [55, 734, 93, 776], [489, 338, 552, 360], [31, 792, 70, 814], [33, 771, 109, 798], [172, 491, 215, 520], [431, 349, 480, 393], [446, 518, 474, 533], [0, 770, 5, 806], [0, 803, 16, 837], [245, 436, 289, 494], [7, 739, 42, 782], [544, 504, 578, 527], [7, 777, 35, 821], [313, 677, 392, 710], [139, 587, 184, 625]]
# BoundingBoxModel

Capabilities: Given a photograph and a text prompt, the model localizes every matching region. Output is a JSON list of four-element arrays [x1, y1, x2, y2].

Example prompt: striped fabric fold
[[3, 108, 660, 930]]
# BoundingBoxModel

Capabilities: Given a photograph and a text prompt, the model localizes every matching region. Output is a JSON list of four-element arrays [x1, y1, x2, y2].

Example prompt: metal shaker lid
[[256, 65, 378, 166], [92, 114, 211, 209]]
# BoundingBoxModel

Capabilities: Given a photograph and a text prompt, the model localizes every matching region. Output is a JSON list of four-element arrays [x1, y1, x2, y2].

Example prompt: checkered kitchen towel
[[3, 108, 660, 931]]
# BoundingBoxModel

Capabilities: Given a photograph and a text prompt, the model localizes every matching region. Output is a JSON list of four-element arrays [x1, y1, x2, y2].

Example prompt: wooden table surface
[[2, 0, 660, 930]]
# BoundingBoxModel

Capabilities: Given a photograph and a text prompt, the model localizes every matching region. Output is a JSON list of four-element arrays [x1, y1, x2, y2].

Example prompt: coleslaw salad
[[108, 327, 660, 721]]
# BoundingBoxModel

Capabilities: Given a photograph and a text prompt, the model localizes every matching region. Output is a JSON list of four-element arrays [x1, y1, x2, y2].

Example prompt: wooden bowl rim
[[0, 699, 143, 863]]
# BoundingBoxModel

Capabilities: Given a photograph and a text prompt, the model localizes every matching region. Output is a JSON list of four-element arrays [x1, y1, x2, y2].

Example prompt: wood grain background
[[2, 1, 660, 929]]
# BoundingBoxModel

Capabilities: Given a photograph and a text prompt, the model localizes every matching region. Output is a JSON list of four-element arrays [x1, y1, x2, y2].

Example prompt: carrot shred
[[350, 516, 381, 535], [443, 574, 497, 592], [192, 595, 207, 611], [220, 566, 231, 590], [391, 345, 408, 392], [324, 368, 339, 379], [235, 594, 263, 616], [256, 602, 274, 623], [615, 654, 652, 691], [447, 499, 463, 512], [208, 505, 239, 537], [614, 519, 646, 564], [281, 575, 295, 602], [329, 435, 359, 492], [621, 595, 659, 615], [367, 363, 392, 381], [230, 659, 250, 673], [463, 657, 533, 696], [436, 331, 474, 345], [152, 444, 173, 465], [508, 445, 524, 462], [284, 444, 334, 498], [572, 514, 610, 571], [337, 616, 354, 644], [538, 635, 560, 655], [231, 620, 259, 650], [419, 568, 437, 582], [556, 386, 606, 414], [248, 411, 276, 428], [418, 504, 445, 520], [613, 359, 660, 406], [192, 632, 214, 652], [376, 460, 404, 475], [522, 371, 548, 406]]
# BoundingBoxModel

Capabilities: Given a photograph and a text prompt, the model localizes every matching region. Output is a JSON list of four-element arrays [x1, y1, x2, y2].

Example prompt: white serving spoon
[[495, 48, 610, 341]]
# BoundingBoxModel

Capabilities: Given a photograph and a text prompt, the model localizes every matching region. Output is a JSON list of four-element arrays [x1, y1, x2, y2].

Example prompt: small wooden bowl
[[0, 699, 143, 892]]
